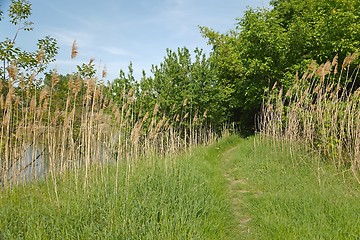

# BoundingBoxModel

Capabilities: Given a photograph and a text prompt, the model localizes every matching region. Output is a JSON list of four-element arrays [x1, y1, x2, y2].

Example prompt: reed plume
[[260, 54, 360, 177]]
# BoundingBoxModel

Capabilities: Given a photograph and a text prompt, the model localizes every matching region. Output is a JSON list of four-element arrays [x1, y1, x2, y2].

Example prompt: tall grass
[[0, 43, 217, 194], [0, 133, 238, 239], [258, 53, 360, 177], [223, 136, 360, 239], [0, 42, 235, 238]]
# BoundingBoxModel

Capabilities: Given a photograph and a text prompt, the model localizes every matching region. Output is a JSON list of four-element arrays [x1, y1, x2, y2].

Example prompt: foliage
[[0, 137, 237, 239], [107, 48, 229, 131], [75, 59, 97, 79], [223, 136, 360, 239], [109, 62, 140, 112], [201, 0, 360, 130], [0, 0, 58, 82], [259, 56, 360, 170], [149, 47, 227, 126]]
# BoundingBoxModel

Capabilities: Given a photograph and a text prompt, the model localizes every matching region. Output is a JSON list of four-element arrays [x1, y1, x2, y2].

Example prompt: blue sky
[[1, 0, 270, 80]]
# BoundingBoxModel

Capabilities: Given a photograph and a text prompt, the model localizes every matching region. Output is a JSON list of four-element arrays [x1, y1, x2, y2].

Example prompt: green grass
[[0, 137, 239, 240], [1, 135, 360, 239], [223, 137, 360, 239]]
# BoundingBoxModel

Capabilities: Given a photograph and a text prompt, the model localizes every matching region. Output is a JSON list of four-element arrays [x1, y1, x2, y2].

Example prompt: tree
[[109, 62, 140, 110], [201, 0, 360, 131], [75, 59, 97, 79], [148, 47, 228, 129], [0, 0, 58, 84]]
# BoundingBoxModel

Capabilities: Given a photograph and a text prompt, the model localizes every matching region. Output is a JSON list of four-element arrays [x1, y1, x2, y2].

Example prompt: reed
[[0, 45, 217, 194], [259, 53, 360, 178]]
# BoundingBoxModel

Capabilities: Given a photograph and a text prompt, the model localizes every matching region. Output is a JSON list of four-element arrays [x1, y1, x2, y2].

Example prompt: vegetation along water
[[1, 0, 360, 238]]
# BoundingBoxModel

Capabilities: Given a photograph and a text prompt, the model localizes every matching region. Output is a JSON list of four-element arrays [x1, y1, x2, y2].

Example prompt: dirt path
[[221, 145, 252, 237]]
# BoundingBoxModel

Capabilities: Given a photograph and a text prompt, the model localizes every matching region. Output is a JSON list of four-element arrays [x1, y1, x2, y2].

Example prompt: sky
[[1, 0, 270, 81]]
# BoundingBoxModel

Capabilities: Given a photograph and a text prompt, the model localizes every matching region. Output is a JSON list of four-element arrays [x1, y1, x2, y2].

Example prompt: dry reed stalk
[[102, 65, 107, 79], [81, 78, 96, 191], [260, 54, 360, 173], [59, 76, 74, 174], [0, 51, 221, 194], [8, 63, 18, 81], [37, 46, 44, 63], [71, 40, 78, 59]]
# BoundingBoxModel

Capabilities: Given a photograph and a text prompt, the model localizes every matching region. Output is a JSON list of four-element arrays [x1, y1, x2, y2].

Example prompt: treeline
[[0, 0, 360, 186], [3, 0, 360, 133], [201, 0, 360, 129], [2, 0, 360, 133], [108, 0, 360, 131]]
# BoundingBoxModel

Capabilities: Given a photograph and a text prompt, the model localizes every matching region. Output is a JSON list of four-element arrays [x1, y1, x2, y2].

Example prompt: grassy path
[[1, 136, 359, 239], [0, 136, 240, 239], [222, 136, 360, 239], [222, 144, 252, 236]]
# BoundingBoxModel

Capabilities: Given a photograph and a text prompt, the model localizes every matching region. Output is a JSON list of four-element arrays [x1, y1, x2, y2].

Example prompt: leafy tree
[[138, 70, 157, 116], [109, 48, 229, 130], [75, 59, 97, 79], [109, 62, 140, 109], [201, 0, 360, 131], [0, 0, 58, 83], [147, 47, 228, 129]]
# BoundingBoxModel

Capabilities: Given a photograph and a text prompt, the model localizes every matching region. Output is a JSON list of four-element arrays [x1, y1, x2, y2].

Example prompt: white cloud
[[101, 46, 135, 57], [48, 27, 92, 47]]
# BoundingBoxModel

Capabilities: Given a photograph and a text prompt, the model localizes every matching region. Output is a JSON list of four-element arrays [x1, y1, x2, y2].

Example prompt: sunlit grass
[[223, 136, 360, 239], [0, 137, 238, 239]]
